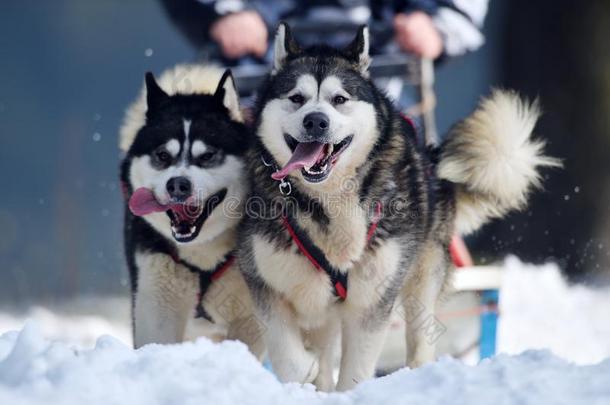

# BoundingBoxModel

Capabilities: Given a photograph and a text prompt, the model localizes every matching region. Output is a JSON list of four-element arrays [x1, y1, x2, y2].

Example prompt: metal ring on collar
[[279, 181, 292, 196]]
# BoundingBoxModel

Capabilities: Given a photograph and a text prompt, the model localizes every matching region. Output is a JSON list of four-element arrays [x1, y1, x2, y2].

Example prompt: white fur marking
[[319, 76, 349, 101], [183, 119, 192, 138], [165, 139, 180, 157], [291, 75, 317, 101], [220, 77, 243, 122], [191, 140, 207, 158], [273, 24, 288, 73], [182, 119, 192, 163]]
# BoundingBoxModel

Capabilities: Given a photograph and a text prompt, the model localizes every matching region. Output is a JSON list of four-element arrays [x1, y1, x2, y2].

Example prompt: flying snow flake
[[144, 48, 154, 57], [92, 132, 102, 142]]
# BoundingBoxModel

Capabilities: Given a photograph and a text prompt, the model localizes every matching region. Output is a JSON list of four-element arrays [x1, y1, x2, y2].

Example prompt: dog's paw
[[313, 368, 335, 392], [303, 355, 319, 384], [273, 350, 319, 384]]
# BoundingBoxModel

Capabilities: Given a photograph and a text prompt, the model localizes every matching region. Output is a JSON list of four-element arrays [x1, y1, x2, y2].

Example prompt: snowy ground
[[1, 325, 609, 405], [1, 258, 609, 403]]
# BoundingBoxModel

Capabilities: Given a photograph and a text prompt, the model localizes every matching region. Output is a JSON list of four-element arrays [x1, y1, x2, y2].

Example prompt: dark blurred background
[[0, 0, 608, 306]]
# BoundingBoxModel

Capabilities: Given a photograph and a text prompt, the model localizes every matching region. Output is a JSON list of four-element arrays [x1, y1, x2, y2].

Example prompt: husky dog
[[238, 24, 558, 391], [120, 65, 263, 355]]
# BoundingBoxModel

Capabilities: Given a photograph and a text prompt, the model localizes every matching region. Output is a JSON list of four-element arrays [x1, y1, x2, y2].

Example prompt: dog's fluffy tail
[[437, 90, 561, 235]]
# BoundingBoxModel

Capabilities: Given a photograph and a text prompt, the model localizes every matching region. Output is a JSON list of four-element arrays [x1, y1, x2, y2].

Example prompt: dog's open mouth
[[271, 134, 353, 183], [128, 187, 227, 243]]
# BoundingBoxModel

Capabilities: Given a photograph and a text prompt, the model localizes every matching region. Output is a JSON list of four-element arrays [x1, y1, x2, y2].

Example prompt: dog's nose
[[166, 176, 192, 201], [303, 112, 330, 139]]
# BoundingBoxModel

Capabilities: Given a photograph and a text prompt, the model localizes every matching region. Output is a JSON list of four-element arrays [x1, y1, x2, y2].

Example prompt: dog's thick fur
[[120, 64, 263, 356], [438, 91, 560, 234], [238, 24, 557, 391]]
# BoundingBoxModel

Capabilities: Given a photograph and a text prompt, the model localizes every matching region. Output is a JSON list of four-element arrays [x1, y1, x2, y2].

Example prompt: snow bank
[[3, 259, 610, 366], [1, 324, 609, 405], [1, 259, 610, 403], [0, 304, 131, 349], [498, 257, 610, 364]]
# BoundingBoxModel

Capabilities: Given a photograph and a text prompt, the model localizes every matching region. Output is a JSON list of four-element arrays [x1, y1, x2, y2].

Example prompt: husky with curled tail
[[237, 23, 558, 391], [119, 64, 264, 357]]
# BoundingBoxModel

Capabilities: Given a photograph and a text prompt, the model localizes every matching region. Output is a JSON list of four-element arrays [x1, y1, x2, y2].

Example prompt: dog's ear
[[344, 25, 371, 76], [214, 69, 243, 122], [273, 22, 300, 74], [145, 72, 169, 115]]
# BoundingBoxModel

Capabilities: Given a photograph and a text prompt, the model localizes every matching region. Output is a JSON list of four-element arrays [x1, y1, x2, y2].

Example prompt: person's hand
[[210, 11, 268, 59], [393, 12, 443, 59]]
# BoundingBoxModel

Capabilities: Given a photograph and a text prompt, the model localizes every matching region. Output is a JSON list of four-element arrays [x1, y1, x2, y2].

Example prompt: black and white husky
[[238, 24, 559, 391], [120, 65, 263, 355]]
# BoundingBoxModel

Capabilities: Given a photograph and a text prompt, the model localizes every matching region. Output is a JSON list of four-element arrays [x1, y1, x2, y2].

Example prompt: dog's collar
[[280, 201, 382, 301], [170, 251, 235, 321], [260, 152, 292, 196]]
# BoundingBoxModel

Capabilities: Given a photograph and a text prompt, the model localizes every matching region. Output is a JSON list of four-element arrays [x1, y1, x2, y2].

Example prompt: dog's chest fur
[[252, 191, 385, 326], [177, 228, 236, 269], [300, 192, 368, 269]]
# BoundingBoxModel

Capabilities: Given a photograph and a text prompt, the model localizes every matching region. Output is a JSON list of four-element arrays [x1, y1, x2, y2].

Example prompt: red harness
[[280, 201, 383, 300], [170, 252, 235, 321]]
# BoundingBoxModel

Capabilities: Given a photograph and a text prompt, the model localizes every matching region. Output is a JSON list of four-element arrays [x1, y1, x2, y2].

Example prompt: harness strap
[[171, 252, 235, 321], [281, 201, 382, 301], [366, 201, 383, 243]]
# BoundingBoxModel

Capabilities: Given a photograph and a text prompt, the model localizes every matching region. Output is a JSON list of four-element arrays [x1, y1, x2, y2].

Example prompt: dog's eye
[[333, 95, 348, 105], [199, 151, 216, 162], [154, 150, 172, 166], [195, 149, 223, 167], [288, 94, 304, 105]]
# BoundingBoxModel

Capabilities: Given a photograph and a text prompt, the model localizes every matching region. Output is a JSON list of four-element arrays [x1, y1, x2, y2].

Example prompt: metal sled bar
[[419, 58, 439, 146], [230, 53, 417, 96], [479, 289, 499, 359], [452, 266, 503, 291]]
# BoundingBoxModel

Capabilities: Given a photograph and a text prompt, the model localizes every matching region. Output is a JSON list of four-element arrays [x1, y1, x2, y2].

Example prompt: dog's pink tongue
[[271, 142, 325, 180], [128, 188, 167, 216]]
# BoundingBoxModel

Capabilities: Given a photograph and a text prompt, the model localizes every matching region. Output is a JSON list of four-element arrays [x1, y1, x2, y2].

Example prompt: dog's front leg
[[308, 319, 340, 391], [264, 299, 319, 384], [133, 253, 196, 348], [335, 310, 390, 391], [335, 239, 403, 390]]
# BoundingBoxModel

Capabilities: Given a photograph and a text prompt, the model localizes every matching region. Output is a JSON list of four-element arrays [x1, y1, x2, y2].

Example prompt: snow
[[1, 259, 610, 403], [0, 298, 131, 348], [0, 324, 609, 405], [498, 257, 610, 364]]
